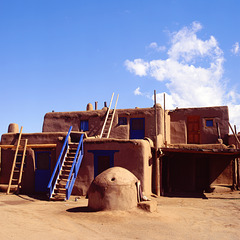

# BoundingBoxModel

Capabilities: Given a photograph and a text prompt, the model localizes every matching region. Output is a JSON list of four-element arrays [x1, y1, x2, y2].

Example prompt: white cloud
[[134, 87, 142, 95], [125, 22, 240, 129], [231, 42, 240, 55], [148, 42, 166, 52], [125, 59, 149, 76]]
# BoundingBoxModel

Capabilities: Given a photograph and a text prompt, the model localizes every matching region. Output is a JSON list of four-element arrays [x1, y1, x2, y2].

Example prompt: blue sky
[[1, 0, 240, 136]]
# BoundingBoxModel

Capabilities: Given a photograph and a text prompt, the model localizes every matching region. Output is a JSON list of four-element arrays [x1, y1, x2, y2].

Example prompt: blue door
[[130, 118, 145, 139], [35, 151, 51, 192], [88, 150, 119, 177]]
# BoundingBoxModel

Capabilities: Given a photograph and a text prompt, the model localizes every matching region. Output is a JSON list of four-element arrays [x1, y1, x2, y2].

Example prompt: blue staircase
[[47, 126, 84, 200]]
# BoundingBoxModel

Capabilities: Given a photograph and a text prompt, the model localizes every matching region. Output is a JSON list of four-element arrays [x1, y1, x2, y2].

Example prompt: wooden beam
[[0, 144, 57, 149]]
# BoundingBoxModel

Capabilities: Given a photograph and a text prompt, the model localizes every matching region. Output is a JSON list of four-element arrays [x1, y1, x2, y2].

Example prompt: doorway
[[35, 151, 51, 192], [88, 150, 119, 177], [130, 118, 145, 139], [187, 116, 200, 144]]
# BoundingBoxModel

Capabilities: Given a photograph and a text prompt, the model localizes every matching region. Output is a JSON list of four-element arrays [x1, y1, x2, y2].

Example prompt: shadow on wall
[[162, 153, 233, 197]]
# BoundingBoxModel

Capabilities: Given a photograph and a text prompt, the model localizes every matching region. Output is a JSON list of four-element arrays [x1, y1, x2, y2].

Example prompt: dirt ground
[[1, 190, 240, 240]]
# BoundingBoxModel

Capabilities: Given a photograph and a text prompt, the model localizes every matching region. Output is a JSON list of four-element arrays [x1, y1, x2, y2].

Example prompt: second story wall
[[42, 106, 165, 145], [169, 106, 229, 145]]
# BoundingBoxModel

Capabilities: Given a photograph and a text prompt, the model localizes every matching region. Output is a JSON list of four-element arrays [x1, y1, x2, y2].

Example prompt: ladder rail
[[17, 139, 28, 187], [7, 126, 23, 194], [107, 94, 119, 138], [47, 126, 72, 199], [100, 93, 114, 138]]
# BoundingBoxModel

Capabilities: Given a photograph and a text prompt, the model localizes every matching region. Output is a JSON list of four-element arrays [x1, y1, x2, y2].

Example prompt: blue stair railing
[[65, 133, 84, 200], [47, 126, 72, 199]]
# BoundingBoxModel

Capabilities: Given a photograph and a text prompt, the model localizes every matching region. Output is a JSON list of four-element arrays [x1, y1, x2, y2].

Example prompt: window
[[80, 120, 89, 131], [118, 117, 127, 125], [206, 119, 214, 127]]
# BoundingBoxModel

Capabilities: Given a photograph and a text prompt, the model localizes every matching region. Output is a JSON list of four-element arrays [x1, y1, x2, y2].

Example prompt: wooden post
[[95, 101, 98, 110], [154, 90, 160, 196], [216, 122, 221, 139], [234, 125, 239, 190], [228, 122, 240, 145], [164, 93, 166, 146]]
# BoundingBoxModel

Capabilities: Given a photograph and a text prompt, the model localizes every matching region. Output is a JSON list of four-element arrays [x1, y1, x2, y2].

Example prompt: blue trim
[[65, 134, 84, 200], [88, 150, 119, 177], [47, 126, 72, 199]]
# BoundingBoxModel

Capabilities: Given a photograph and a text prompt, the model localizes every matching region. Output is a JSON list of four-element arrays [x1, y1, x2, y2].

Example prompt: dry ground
[[0, 191, 240, 240]]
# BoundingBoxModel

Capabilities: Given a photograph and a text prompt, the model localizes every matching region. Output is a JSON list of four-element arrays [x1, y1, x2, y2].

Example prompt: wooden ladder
[[7, 127, 28, 194], [100, 93, 119, 138]]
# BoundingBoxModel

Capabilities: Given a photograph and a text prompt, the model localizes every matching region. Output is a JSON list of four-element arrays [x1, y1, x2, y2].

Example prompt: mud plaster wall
[[42, 107, 165, 146], [209, 156, 233, 185], [0, 148, 35, 193], [0, 133, 66, 193], [1, 132, 68, 145], [169, 106, 229, 144], [72, 139, 152, 196]]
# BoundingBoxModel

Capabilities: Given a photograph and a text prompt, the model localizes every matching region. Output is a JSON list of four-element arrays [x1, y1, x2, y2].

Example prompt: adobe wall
[[42, 106, 166, 147], [209, 156, 233, 186], [169, 106, 229, 144], [0, 148, 35, 193], [0, 132, 66, 193], [228, 134, 240, 146], [72, 138, 153, 196], [1, 132, 68, 145]]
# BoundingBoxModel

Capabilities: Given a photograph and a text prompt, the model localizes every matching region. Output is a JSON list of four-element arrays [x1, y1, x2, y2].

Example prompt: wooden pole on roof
[[234, 125, 239, 190], [228, 122, 240, 145], [154, 90, 160, 196], [164, 93, 167, 146], [228, 122, 239, 190]]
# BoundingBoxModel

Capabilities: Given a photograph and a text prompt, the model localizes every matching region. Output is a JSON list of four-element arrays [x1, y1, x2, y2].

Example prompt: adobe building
[[0, 100, 240, 199]]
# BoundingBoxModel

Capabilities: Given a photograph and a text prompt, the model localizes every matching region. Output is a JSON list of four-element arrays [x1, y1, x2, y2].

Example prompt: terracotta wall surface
[[209, 156, 233, 186], [0, 132, 65, 194], [1, 132, 68, 145], [42, 107, 165, 146], [228, 134, 240, 147], [169, 106, 229, 144], [72, 138, 153, 196]]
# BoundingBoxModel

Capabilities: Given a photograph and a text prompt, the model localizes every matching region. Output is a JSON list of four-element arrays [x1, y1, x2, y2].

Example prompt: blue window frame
[[80, 120, 89, 131], [206, 119, 214, 127], [88, 150, 119, 177]]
